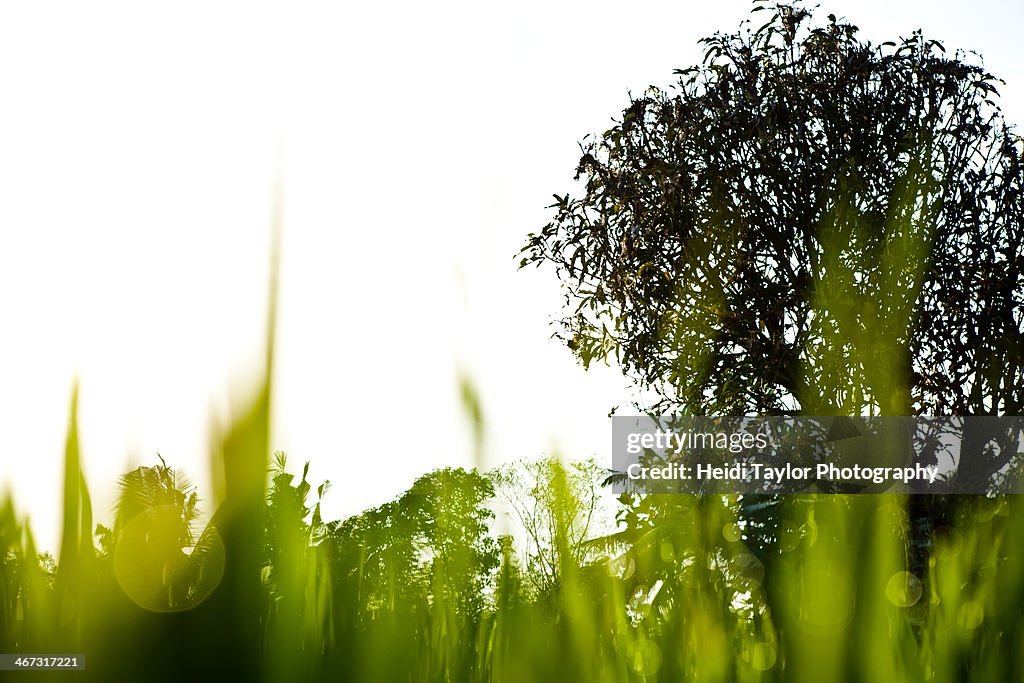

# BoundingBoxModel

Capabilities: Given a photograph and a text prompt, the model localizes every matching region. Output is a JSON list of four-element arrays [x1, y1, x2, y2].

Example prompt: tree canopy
[[521, 1, 1024, 422]]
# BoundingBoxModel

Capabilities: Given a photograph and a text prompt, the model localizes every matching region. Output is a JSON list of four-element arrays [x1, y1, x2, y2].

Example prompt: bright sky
[[1, 0, 1022, 552]]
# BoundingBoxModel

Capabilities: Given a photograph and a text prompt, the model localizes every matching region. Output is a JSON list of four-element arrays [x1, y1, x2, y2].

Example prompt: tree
[[113, 455, 199, 540], [490, 456, 611, 596], [108, 457, 224, 612], [521, 2, 1023, 432], [332, 467, 498, 617], [402, 468, 499, 616], [333, 498, 425, 615], [520, 2, 1024, 584]]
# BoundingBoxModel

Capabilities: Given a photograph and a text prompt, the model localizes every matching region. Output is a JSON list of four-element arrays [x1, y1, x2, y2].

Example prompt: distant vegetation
[[1, 398, 1023, 681]]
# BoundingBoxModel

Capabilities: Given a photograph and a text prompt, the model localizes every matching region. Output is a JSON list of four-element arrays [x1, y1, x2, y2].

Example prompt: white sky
[[1, 0, 1022, 551]]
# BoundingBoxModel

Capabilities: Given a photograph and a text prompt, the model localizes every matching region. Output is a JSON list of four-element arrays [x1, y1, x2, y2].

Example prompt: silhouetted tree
[[404, 468, 499, 616], [108, 457, 223, 612], [520, 2, 1024, 572], [332, 467, 498, 618], [114, 455, 199, 540], [522, 2, 1023, 424], [491, 456, 609, 596]]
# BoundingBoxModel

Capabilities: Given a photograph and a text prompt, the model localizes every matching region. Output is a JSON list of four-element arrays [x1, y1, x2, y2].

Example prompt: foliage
[[1, 4, 1023, 682], [333, 467, 498, 617], [519, 1, 1024, 601], [490, 456, 610, 596], [5, 446, 1024, 681], [0, 368, 1021, 682], [520, 1, 1024, 424], [114, 455, 199, 541]]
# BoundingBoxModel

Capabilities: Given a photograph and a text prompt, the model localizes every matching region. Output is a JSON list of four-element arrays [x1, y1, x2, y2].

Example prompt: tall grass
[[1, 193, 1022, 681], [1, 382, 1022, 681]]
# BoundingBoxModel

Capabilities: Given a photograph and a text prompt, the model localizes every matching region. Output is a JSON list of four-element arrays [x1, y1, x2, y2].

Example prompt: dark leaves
[[521, 2, 1024, 424]]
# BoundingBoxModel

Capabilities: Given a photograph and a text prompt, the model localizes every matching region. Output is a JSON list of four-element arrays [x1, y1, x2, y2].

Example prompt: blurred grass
[[1, 176, 1022, 681], [2, 400, 1022, 682], [1, 334, 1022, 681]]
